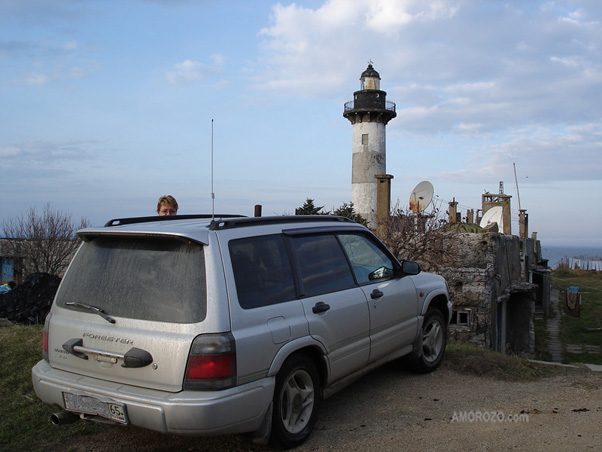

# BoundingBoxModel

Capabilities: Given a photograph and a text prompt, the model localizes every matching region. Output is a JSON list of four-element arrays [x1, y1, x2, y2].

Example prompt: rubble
[[0, 273, 60, 325]]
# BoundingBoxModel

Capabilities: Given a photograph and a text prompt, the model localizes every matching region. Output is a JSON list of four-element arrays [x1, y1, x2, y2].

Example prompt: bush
[[1, 203, 90, 278]]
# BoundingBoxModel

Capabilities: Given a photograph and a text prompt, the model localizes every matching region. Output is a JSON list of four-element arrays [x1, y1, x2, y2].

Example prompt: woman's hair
[[157, 195, 179, 213]]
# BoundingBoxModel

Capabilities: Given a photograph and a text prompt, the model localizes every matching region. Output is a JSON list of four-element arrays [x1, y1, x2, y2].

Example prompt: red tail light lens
[[184, 333, 236, 390], [185, 355, 235, 380]]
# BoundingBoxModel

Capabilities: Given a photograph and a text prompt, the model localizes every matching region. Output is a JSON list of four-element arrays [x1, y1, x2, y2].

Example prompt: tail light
[[43, 313, 52, 361], [184, 333, 236, 390]]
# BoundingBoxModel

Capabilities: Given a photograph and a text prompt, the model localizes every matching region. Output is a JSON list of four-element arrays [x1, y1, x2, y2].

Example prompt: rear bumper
[[32, 359, 274, 435]]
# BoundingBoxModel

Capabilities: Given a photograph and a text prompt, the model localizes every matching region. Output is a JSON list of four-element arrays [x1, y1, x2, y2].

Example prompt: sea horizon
[[541, 244, 602, 269]]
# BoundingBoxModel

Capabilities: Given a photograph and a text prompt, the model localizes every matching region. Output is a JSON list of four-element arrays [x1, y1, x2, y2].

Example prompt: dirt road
[[47, 361, 602, 452]]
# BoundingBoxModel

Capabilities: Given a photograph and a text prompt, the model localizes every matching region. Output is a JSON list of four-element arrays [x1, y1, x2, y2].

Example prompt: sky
[[1, 0, 601, 248]]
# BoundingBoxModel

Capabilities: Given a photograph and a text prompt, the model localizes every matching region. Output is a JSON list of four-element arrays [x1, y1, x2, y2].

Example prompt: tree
[[295, 199, 326, 215], [375, 202, 450, 271], [293, 199, 368, 225], [332, 202, 368, 226], [1, 203, 90, 276]]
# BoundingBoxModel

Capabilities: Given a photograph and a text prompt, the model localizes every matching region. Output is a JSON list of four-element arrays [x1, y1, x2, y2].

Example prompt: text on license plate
[[63, 392, 128, 424]]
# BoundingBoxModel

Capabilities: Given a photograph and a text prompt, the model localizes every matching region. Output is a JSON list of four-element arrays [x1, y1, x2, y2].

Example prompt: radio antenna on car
[[211, 119, 215, 220]]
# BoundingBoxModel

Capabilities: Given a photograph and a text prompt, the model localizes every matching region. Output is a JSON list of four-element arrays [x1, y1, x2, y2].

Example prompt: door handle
[[312, 302, 330, 314], [371, 289, 384, 299], [62, 338, 153, 368]]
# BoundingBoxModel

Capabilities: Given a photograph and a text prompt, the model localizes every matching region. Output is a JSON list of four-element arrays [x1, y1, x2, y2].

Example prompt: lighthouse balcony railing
[[344, 100, 396, 112]]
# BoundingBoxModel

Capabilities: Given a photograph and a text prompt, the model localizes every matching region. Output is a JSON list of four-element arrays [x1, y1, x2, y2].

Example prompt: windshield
[[56, 236, 206, 323]]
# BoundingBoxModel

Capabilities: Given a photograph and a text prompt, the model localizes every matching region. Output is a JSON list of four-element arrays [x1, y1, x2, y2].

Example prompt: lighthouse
[[343, 63, 396, 227]]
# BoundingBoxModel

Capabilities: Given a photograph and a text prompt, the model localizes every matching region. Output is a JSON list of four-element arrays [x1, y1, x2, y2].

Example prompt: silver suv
[[32, 214, 451, 448]]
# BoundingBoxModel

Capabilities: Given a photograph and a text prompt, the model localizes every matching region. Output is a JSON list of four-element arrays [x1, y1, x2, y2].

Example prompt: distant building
[[0, 239, 22, 283]]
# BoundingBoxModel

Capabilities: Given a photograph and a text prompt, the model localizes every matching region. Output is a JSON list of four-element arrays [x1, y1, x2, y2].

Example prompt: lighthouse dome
[[360, 63, 381, 90]]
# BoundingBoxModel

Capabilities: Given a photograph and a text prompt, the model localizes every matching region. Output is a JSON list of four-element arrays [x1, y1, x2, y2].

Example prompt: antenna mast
[[211, 119, 215, 220], [513, 162, 521, 211]]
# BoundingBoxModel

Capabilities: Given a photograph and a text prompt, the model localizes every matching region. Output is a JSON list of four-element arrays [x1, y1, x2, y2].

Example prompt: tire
[[271, 354, 322, 449], [408, 309, 447, 373]]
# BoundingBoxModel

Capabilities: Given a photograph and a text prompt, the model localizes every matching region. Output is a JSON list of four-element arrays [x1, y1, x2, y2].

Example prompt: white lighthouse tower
[[343, 63, 396, 227]]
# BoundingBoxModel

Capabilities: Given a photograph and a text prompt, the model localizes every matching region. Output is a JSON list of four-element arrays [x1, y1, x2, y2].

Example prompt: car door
[[288, 233, 370, 383], [226, 233, 310, 385], [337, 233, 420, 363]]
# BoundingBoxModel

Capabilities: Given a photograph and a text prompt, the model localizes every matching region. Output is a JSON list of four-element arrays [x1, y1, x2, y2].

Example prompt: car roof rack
[[208, 215, 355, 230], [104, 214, 245, 227]]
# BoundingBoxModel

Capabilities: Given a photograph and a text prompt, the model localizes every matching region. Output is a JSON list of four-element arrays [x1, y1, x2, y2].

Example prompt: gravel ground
[[47, 362, 602, 452]]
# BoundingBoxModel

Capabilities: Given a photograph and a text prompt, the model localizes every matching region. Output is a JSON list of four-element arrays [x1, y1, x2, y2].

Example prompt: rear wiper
[[65, 301, 116, 324]]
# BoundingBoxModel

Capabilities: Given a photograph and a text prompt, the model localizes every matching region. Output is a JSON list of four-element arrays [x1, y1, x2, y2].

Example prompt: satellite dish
[[409, 181, 434, 213], [479, 206, 504, 231]]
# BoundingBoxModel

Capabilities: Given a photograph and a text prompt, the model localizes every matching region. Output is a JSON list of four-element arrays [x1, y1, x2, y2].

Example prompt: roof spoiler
[[104, 214, 245, 227]]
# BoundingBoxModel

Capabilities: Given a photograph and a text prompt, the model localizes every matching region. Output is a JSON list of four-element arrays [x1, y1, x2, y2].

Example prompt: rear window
[[56, 236, 206, 323]]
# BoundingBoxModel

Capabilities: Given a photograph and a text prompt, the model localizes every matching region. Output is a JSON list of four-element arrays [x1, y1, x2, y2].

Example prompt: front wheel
[[271, 354, 322, 449], [408, 309, 447, 373]]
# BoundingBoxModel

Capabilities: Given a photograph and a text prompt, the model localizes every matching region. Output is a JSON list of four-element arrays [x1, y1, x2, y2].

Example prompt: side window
[[290, 234, 356, 297], [229, 235, 296, 309], [337, 234, 395, 284]]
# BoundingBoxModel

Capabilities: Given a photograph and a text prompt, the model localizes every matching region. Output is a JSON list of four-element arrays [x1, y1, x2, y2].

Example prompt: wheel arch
[[422, 292, 451, 322], [267, 339, 329, 390]]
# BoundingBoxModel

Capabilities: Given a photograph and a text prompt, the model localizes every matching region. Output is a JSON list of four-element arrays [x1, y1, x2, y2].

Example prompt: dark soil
[[0, 272, 59, 324]]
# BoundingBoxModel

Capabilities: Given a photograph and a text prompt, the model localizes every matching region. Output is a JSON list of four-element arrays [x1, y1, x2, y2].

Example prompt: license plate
[[63, 392, 128, 424]]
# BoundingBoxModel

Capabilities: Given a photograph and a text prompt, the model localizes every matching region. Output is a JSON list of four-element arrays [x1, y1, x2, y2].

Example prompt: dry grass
[[0, 324, 107, 452], [443, 340, 569, 381]]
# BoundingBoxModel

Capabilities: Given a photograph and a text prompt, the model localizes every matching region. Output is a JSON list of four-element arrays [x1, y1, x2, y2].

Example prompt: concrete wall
[[351, 120, 386, 227], [422, 232, 550, 355]]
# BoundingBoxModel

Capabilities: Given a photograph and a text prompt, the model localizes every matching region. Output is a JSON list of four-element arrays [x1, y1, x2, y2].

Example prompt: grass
[[443, 340, 565, 381], [0, 324, 107, 452], [552, 267, 602, 365], [533, 316, 552, 362]]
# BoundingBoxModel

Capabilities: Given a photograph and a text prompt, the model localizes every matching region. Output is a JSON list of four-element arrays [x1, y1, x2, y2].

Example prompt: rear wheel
[[271, 354, 322, 449], [408, 309, 447, 373]]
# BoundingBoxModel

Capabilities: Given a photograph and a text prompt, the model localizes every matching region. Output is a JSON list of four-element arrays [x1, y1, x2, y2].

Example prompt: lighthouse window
[[362, 134, 369, 145]]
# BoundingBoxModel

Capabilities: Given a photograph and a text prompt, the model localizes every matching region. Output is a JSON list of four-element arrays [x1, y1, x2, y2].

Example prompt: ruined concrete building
[[407, 178, 549, 354], [433, 231, 550, 354], [438, 187, 550, 354]]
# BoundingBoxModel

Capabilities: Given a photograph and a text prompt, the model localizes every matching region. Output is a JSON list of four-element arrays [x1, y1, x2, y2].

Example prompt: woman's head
[[157, 195, 179, 215]]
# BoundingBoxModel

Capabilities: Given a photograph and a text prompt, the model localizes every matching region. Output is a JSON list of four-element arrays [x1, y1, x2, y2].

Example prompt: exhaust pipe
[[50, 411, 80, 425]]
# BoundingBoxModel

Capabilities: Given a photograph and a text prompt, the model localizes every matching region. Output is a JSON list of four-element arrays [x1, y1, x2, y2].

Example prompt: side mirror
[[368, 266, 394, 281], [401, 260, 421, 275]]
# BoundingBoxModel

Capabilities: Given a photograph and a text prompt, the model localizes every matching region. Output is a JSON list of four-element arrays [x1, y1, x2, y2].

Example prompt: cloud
[[0, 139, 103, 215], [256, 0, 602, 131], [211, 53, 226, 66], [256, 1, 368, 95], [365, 0, 459, 30], [2, 139, 98, 164], [63, 40, 78, 50], [2, 37, 92, 85], [255, 0, 468, 95], [437, 124, 602, 184], [22, 72, 48, 86], [0, 147, 21, 157], [165, 58, 223, 85]]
